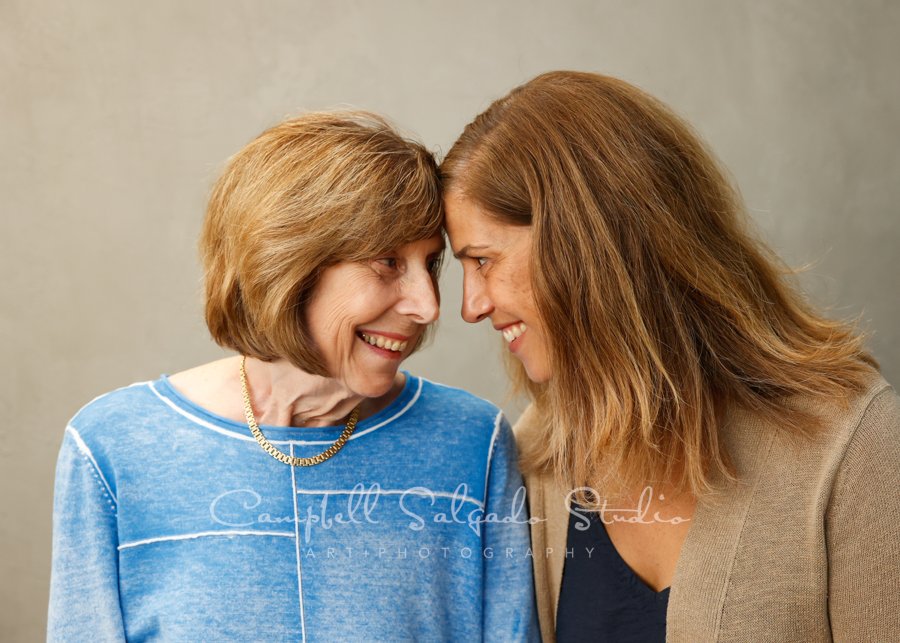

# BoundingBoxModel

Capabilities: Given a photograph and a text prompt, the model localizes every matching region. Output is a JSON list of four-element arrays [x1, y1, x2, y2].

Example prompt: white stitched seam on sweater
[[293, 488, 485, 510], [482, 411, 504, 506], [75, 380, 151, 414], [66, 425, 118, 511], [290, 444, 308, 643], [148, 381, 269, 443], [146, 377, 422, 445], [337, 376, 423, 442], [415, 375, 459, 390], [117, 529, 295, 551]]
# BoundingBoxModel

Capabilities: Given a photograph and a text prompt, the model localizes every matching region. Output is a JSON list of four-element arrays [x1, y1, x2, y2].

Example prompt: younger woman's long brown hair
[[441, 71, 876, 501]]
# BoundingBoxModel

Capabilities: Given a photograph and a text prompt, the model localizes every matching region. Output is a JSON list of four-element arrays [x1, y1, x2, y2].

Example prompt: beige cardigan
[[513, 376, 900, 642]]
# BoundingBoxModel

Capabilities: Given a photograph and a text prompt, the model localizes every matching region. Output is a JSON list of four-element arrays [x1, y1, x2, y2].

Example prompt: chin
[[349, 371, 400, 399], [522, 359, 552, 384], [525, 370, 551, 384]]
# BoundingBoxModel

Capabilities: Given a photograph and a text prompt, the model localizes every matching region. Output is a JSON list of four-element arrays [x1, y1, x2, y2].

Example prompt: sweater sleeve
[[47, 427, 126, 642], [482, 413, 540, 643], [826, 387, 900, 641]]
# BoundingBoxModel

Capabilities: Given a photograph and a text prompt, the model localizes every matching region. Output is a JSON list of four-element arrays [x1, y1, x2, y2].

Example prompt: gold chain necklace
[[239, 356, 359, 466]]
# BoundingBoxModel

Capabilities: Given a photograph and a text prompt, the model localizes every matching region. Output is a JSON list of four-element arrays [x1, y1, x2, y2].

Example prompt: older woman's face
[[304, 235, 443, 398], [444, 193, 551, 383]]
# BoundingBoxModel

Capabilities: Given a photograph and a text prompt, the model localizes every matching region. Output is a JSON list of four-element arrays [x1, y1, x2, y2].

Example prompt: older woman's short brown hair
[[201, 111, 442, 375]]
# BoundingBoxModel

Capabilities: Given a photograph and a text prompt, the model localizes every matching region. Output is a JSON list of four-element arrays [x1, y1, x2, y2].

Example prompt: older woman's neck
[[167, 357, 369, 429], [243, 357, 363, 428]]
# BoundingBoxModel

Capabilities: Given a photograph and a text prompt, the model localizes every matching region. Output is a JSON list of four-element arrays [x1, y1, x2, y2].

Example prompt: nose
[[461, 272, 493, 323], [397, 269, 440, 325]]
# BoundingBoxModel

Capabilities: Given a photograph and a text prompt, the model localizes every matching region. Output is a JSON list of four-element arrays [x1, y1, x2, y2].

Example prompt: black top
[[556, 507, 669, 642]]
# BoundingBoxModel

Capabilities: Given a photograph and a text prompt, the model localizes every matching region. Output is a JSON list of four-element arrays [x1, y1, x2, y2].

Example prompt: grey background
[[3, 0, 898, 638]]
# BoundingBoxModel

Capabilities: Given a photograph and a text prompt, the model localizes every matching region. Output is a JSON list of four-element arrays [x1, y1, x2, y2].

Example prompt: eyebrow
[[452, 244, 489, 260]]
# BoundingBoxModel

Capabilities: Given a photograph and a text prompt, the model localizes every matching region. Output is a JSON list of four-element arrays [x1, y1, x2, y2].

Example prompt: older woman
[[442, 72, 900, 642], [48, 112, 538, 642]]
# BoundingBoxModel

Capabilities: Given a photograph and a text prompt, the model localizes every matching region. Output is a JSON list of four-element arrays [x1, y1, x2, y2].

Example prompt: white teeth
[[502, 323, 527, 343], [360, 333, 408, 352]]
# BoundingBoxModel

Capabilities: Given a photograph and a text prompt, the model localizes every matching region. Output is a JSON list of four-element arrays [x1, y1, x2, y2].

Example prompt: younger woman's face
[[444, 192, 551, 383]]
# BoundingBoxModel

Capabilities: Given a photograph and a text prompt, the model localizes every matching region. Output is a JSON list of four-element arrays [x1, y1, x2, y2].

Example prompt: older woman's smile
[[357, 330, 410, 355]]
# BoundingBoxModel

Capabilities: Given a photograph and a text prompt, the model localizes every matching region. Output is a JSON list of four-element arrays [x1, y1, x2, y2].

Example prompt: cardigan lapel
[[515, 405, 569, 643], [534, 470, 569, 642], [666, 410, 775, 642]]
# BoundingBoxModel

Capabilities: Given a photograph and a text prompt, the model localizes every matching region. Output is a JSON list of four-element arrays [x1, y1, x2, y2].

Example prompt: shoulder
[[726, 372, 895, 460], [843, 374, 898, 435], [831, 376, 899, 483], [818, 375, 899, 505], [65, 378, 166, 449], [69, 380, 161, 429], [805, 372, 897, 460], [407, 374, 510, 451], [511, 403, 547, 448], [412, 374, 504, 424], [59, 379, 165, 488], [823, 377, 899, 560], [822, 378, 900, 639], [718, 374, 899, 526]]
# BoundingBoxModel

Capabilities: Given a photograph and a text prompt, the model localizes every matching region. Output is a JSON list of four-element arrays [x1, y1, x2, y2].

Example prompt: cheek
[[516, 262, 541, 322], [306, 298, 360, 362], [306, 271, 379, 341], [490, 268, 532, 313]]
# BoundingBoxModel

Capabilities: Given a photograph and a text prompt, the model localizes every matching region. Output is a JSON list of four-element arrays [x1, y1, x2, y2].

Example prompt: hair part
[[202, 111, 443, 374], [441, 71, 876, 502]]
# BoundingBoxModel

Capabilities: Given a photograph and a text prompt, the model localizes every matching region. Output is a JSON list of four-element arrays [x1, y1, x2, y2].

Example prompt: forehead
[[365, 232, 444, 258], [398, 234, 445, 254], [444, 193, 499, 246], [444, 192, 528, 255]]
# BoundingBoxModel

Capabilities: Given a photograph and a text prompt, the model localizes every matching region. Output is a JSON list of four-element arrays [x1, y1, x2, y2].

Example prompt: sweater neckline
[[150, 371, 420, 443]]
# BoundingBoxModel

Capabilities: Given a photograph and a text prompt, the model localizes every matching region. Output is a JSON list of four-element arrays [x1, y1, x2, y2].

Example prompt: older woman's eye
[[375, 257, 398, 269], [474, 257, 488, 268], [427, 256, 442, 274]]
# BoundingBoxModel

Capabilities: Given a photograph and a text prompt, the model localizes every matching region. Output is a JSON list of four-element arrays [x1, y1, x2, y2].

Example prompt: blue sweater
[[48, 373, 539, 642]]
